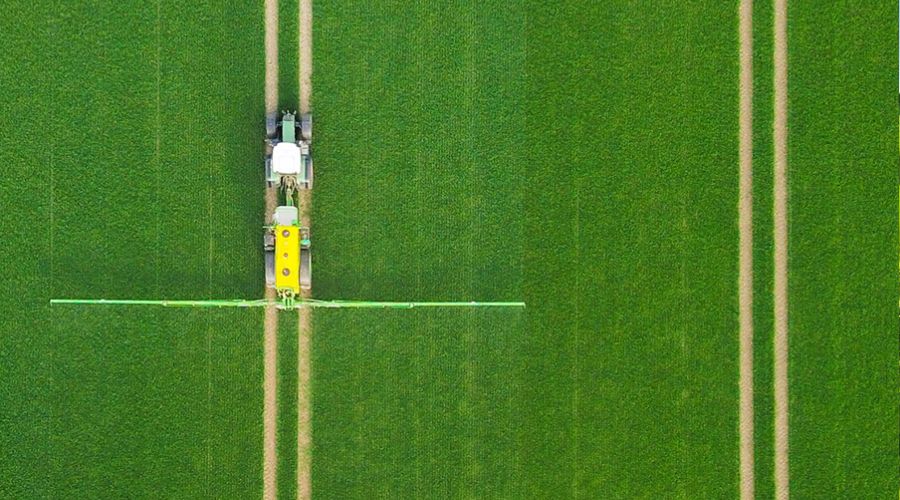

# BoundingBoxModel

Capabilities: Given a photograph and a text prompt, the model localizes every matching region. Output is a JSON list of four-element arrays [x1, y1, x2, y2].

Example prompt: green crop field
[[312, 0, 523, 302], [313, 0, 897, 497], [1, 1, 266, 497], [312, 310, 524, 497], [312, 0, 525, 495], [315, 0, 739, 495], [278, 311, 299, 500], [524, 2, 741, 496], [787, 2, 897, 496], [312, 0, 741, 496], [1, 0, 897, 498], [750, 1, 776, 495]]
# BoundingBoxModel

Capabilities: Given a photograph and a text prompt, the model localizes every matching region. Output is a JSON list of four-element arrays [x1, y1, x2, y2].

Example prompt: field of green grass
[[312, 0, 523, 302], [279, 0, 300, 112], [311, 0, 525, 495], [312, 309, 524, 497], [278, 312, 299, 500], [1, 1, 266, 496], [751, 1, 776, 495], [521, 2, 740, 496], [313, 1, 897, 498], [313, 0, 740, 497], [0, 0, 896, 498], [787, 2, 897, 496]]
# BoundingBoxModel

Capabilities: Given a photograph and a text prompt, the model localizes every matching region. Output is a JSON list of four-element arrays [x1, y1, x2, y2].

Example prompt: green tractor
[[266, 111, 313, 190]]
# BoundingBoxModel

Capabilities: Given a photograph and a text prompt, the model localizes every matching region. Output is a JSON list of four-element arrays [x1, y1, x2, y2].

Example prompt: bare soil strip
[[297, 189, 312, 500], [297, 289, 312, 500], [299, 0, 312, 114], [263, 295, 278, 500], [773, 0, 790, 497], [264, 0, 280, 498], [738, 0, 755, 497], [296, 1, 313, 498], [265, 0, 279, 114]]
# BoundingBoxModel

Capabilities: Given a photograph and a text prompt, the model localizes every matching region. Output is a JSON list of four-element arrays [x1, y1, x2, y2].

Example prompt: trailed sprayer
[[265, 111, 313, 300], [264, 205, 311, 298]]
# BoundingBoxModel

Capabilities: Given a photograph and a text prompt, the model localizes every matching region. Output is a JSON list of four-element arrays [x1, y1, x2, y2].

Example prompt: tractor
[[265, 111, 313, 191], [265, 111, 313, 297]]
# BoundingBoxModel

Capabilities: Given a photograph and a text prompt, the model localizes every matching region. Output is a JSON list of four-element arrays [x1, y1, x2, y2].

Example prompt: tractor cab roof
[[273, 142, 300, 174]]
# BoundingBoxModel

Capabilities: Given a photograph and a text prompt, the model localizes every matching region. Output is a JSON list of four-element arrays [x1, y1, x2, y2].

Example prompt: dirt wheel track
[[263, 0, 279, 499], [296, 0, 313, 495]]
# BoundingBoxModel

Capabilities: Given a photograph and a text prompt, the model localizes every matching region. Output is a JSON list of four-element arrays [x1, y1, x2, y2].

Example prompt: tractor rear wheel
[[300, 113, 312, 141], [266, 112, 278, 139]]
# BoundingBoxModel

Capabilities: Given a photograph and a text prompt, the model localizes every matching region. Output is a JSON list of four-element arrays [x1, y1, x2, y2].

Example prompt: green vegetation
[[314, 0, 740, 497], [522, 2, 740, 496], [751, 0, 775, 496], [278, 312, 298, 500], [0, 1, 896, 497], [0, 1, 265, 496], [43, 308, 262, 497], [787, 2, 898, 495], [311, 0, 524, 496], [279, 0, 299, 111], [312, 0, 523, 303], [0, 2, 54, 494], [312, 309, 524, 497]]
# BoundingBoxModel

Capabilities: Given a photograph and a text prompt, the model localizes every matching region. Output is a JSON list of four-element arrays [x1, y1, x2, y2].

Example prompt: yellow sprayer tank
[[264, 205, 311, 295], [275, 224, 301, 294]]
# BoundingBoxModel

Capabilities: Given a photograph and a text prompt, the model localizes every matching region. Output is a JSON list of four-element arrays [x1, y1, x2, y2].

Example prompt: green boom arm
[[49, 298, 525, 310]]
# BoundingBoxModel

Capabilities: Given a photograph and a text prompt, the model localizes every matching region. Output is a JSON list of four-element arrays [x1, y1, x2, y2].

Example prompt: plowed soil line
[[296, 0, 313, 498], [263, 0, 279, 499], [773, 0, 790, 497], [738, 0, 754, 498]]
